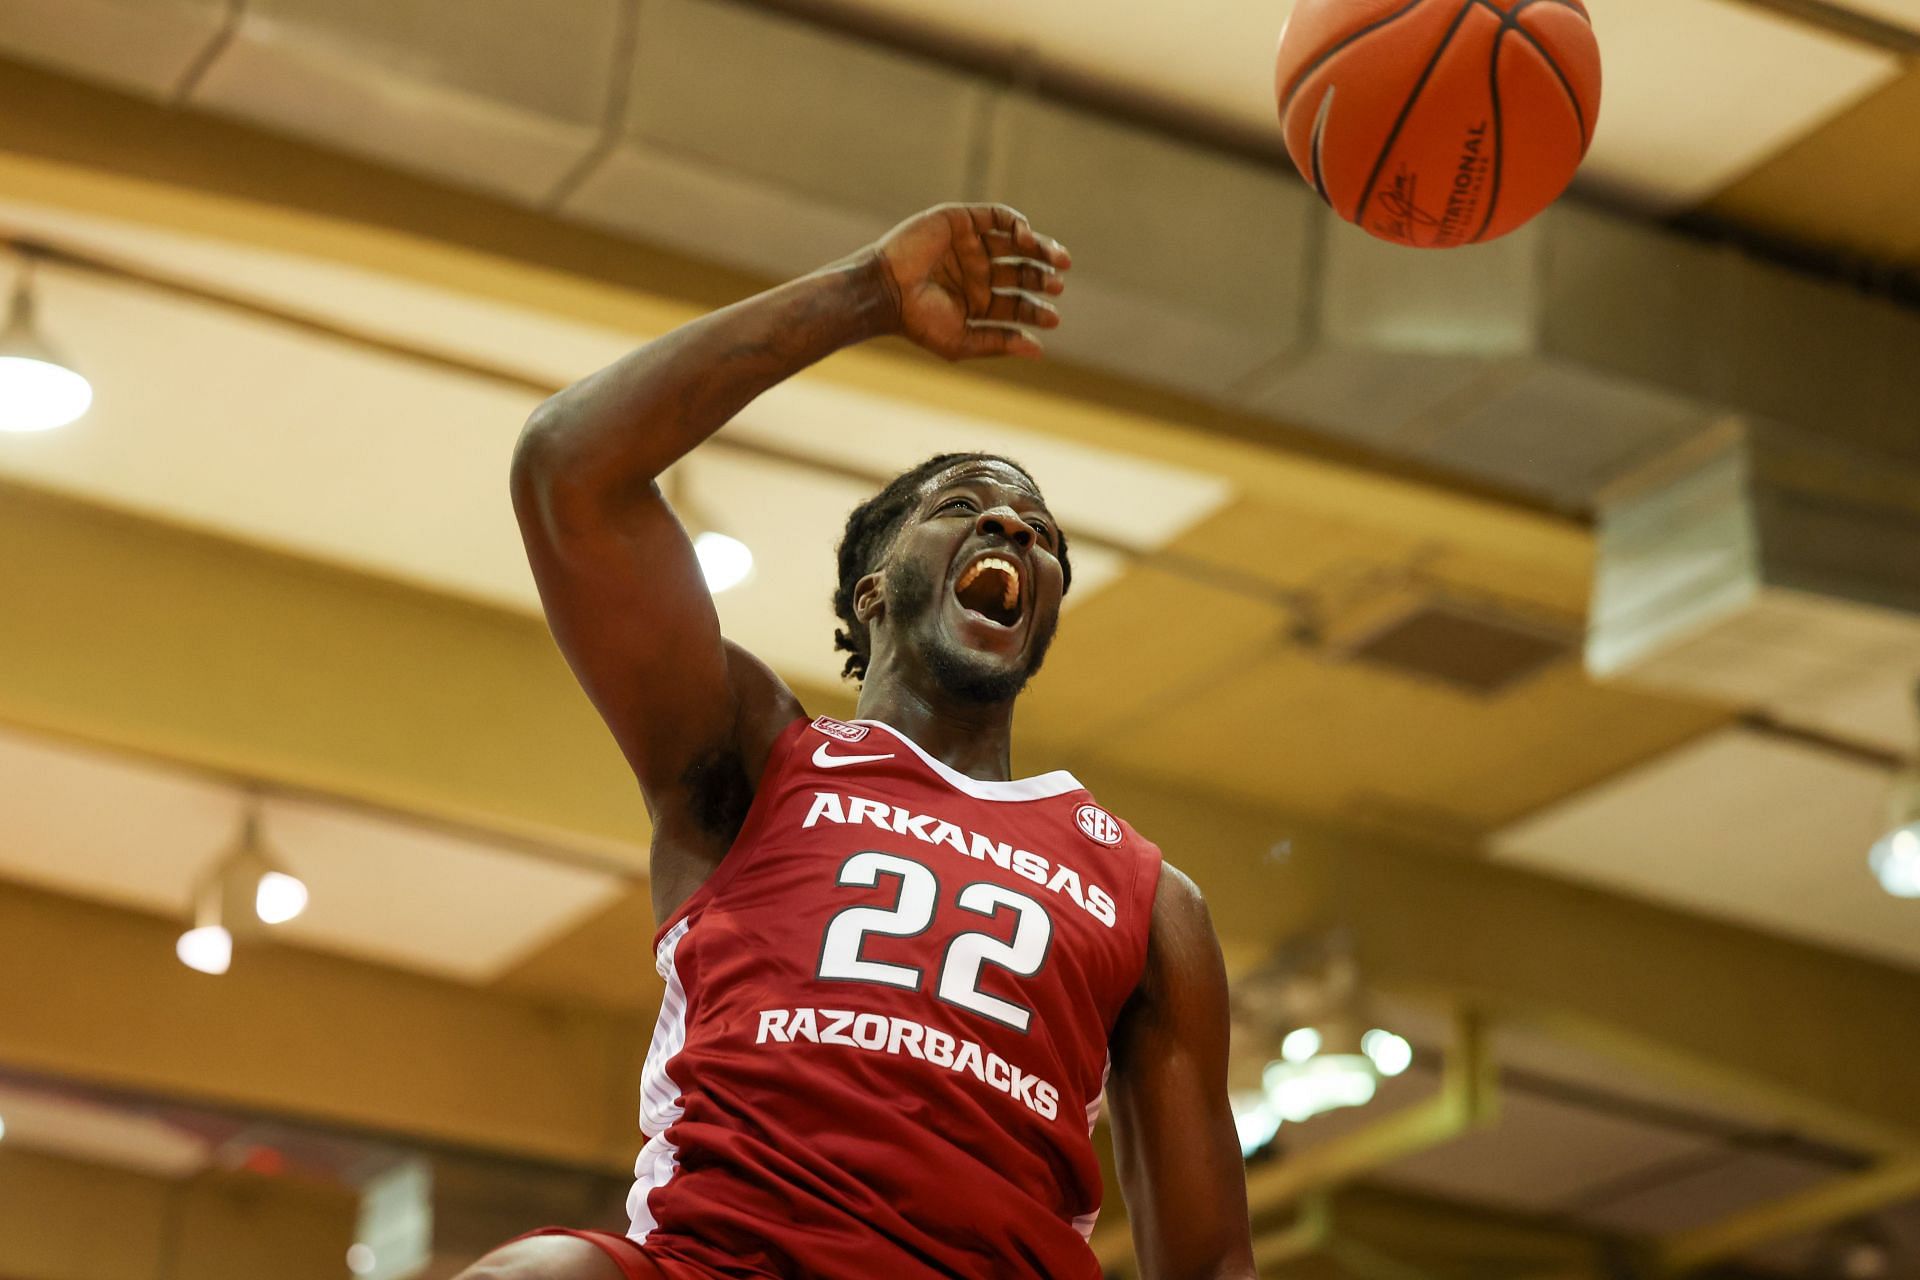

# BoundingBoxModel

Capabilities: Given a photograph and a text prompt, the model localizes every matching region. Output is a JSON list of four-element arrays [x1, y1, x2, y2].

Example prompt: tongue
[[957, 567, 1017, 623]]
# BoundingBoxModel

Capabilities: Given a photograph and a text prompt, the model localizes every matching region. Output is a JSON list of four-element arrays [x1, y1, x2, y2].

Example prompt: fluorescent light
[[176, 925, 233, 975], [1362, 1028, 1413, 1077], [0, 1112, 7, 1142], [1870, 825, 1920, 899], [694, 531, 754, 594]]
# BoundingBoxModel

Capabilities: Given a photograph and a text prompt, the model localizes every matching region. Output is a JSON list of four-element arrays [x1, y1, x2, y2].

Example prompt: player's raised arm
[[1108, 866, 1258, 1280], [509, 204, 1070, 813]]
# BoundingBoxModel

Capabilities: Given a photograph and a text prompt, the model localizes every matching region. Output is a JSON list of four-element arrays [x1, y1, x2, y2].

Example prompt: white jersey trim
[[855, 720, 1085, 803], [1073, 1057, 1112, 1241], [628, 917, 693, 1243]]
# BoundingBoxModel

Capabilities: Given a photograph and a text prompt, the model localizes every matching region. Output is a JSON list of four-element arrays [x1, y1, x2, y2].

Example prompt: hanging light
[[0, 257, 92, 433], [1869, 682, 1920, 900], [694, 530, 754, 594], [176, 799, 308, 973], [1869, 784, 1920, 899], [664, 466, 755, 595]]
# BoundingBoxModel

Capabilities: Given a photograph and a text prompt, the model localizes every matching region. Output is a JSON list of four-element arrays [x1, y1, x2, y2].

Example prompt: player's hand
[[869, 204, 1071, 362]]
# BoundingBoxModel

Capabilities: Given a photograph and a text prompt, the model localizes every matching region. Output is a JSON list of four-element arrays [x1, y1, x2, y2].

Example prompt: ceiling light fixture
[[693, 530, 754, 594], [666, 467, 754, 595], [0, 255, 93, 433], [176, 799, 308, 973], [1869, 682, 1920, 900]]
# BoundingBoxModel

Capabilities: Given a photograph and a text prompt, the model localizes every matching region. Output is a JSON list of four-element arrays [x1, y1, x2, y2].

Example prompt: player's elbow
[[511, 395, 570, 495]]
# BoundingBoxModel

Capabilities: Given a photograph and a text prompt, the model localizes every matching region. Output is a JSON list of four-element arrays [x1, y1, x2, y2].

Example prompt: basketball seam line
[[1277, 0, 1430, 120], [1473, 27, 1508, 244], [1499, 0, 1593, 153], [1353, 0, 1485, 236], [1308, 87, 1337, 204]]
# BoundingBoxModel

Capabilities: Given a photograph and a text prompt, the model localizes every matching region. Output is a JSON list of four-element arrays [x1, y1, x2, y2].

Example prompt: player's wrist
[[811, 247, 903, 345]]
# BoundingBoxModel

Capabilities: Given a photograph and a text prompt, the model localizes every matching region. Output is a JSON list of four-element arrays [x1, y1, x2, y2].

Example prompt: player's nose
[[975, 506, 1035, 551]]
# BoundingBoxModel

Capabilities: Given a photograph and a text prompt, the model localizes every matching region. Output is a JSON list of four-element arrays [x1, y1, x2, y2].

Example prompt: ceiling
[[0, 722, 629, 984], [1, 8, 1918, 1276], [0, 6, 1908, 1010]]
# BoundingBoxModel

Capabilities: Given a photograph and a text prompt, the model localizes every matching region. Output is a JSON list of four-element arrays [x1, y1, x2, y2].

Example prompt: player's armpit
[[1106, 865, 1257, 1280]]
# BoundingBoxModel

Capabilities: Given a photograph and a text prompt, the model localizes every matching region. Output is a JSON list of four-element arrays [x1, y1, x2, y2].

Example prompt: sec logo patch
[[812, 716, 870, 744], [1075, 803, 1122, 847]]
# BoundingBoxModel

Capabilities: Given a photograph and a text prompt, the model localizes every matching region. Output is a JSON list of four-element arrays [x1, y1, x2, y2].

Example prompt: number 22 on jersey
[[817, 850, 1051, 1033]]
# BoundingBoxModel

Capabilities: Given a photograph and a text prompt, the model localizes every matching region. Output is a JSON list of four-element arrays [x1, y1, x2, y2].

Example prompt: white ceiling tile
[[735, 378, 1231, 553], [1576, 0, 1900, 211], [0, 724, 240, 916], [0, 267, 547, 614], [1494, 727, 1920, 971], [260, 796, 623, 983], [0, 0, 228, 100]]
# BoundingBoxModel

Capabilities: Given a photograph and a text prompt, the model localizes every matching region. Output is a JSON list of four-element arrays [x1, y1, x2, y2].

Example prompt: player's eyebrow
[[929, 470, 1050, 516]]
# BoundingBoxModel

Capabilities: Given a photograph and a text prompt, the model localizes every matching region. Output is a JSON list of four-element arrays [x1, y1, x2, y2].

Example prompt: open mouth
[[954, 555, 1024, 628]]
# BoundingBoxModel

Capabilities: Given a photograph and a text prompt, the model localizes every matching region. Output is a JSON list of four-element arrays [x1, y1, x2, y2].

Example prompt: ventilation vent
[[1340, 598, 1574, 696]]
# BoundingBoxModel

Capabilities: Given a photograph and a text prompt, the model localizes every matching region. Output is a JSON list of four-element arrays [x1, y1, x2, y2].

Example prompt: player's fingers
[[969, 204, 1052, 262], [964, 319, 1046, 361], [990, 256, 1065, 296], [990, 287, 1061, 329]]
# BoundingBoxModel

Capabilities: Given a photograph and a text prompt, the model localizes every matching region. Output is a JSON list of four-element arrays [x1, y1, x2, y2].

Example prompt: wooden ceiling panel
[[1018, 566, 1279, 757], [1165, 496, 1594, 623], [1161, 499, 1434, 594], [492, 884, 665, 1014], [1705, 66, 1920, 266], [1093, 647, 1724, 831]]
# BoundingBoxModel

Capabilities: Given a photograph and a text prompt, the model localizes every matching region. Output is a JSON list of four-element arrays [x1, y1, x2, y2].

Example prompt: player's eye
[[938, 496, 978, 516]]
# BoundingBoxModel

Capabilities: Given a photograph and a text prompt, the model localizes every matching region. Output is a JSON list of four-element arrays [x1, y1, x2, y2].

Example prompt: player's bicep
[[512, 463, 744, 801], [1107, 866, 1255, 1280]]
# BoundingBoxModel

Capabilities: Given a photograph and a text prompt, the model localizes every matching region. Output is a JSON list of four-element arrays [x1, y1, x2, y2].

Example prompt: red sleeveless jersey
[[626, 715, 1163, 1279]]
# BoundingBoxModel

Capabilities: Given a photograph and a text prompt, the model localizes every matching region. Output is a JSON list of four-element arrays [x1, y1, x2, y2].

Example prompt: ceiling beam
[[1306, 833, 1920, 1154], [0, 478, 655, 863], [1657, 1154, 1920, 1275], [0, 879, 645, 1172]]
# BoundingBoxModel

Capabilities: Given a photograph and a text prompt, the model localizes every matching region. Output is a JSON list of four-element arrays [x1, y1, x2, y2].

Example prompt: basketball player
[[463, 205, 1255, 1280]]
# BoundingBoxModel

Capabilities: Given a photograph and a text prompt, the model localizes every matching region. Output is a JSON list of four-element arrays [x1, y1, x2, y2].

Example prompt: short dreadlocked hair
[[831, 452, 1072, 683]]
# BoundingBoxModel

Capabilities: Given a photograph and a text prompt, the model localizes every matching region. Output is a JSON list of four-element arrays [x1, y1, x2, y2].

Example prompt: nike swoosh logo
[[813, 742, 896, 770]]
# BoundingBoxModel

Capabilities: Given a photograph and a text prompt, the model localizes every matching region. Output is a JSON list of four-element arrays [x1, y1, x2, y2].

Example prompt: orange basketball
[[1275, 0, 1601, 248]]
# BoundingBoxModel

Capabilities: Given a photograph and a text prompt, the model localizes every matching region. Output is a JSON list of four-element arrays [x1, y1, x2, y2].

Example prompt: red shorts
[[513, 1229, 691, 1280]]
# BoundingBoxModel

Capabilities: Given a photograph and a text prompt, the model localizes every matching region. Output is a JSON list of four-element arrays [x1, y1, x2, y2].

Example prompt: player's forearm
[[512, 250, 898, 509]]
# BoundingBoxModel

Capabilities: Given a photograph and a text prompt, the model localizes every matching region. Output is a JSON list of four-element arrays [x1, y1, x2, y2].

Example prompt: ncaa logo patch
[[1075, 803, 1123, 847], [812, 716, 870, 744]]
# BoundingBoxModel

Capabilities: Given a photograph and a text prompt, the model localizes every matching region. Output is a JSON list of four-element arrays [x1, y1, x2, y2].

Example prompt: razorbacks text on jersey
[[626, 715, 1164, 1278]]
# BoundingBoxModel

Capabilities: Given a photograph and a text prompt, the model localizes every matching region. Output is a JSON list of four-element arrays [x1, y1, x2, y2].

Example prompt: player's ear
[[853, 571, 886, 626]]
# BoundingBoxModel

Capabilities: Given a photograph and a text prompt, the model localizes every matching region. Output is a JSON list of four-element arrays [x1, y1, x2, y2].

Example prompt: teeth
[[957, 556, 1021, 612]]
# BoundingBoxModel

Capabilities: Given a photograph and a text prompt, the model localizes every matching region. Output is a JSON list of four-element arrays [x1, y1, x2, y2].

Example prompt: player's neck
[[854, 677, 1017, 783]]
